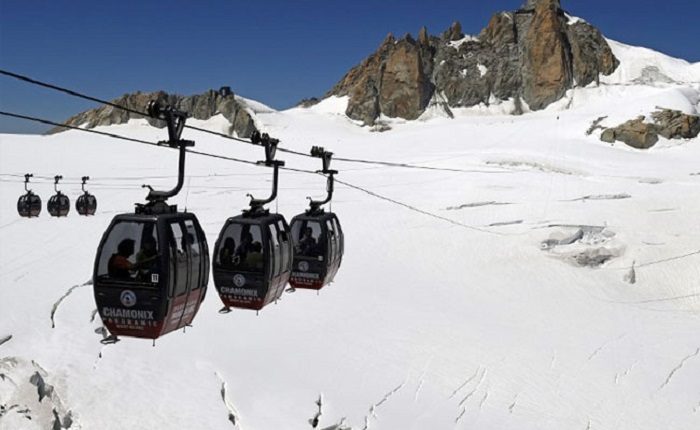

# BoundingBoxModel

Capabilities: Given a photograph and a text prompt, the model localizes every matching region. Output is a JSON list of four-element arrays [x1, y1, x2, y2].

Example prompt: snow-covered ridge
[[448, 35, 480, 48], [565, 14, 587, 25], [603, 39, 700, 86], [234, 95, 277, 115]]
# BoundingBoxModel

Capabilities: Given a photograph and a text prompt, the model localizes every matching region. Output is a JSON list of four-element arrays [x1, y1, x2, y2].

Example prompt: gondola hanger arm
[[53, 175, 63, 193], [24, 173, 33, 192]]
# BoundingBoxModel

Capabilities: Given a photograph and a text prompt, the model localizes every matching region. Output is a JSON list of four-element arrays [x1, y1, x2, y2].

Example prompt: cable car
[[93, 102, 209, 342], [17, 173, 42, 218], [213, 132, 293, 312], [76, 176, 97, 216], [289, 147, 344, 290], [47, 175, 70, 217]]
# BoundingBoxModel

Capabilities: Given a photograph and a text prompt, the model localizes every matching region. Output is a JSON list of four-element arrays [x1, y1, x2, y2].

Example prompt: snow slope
[[1, 41, 700, 430]]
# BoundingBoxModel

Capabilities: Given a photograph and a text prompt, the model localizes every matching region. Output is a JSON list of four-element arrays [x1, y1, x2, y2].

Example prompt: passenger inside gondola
[[235, 232, 253, 262], [244, 242, 264, 271], [108, 239, 136, 279], [297, 227, 317, 256], [136, 236, 160, 279], [219, 237, 237, 269]]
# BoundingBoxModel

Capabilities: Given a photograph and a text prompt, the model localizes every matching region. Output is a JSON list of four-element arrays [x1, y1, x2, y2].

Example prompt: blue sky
[[1, 0, 698, 133]]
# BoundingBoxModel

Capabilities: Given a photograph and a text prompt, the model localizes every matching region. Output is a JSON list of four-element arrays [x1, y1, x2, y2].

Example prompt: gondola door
[[161, 220, 188, 333], [161, 217, 206, 333], [328, 214, 344, 282], [183, 218, 208, 324], [266, 218, 293, 303], [277, 217, 293, 287]]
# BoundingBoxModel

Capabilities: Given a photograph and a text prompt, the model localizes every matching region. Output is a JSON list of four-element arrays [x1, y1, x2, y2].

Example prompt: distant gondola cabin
[[289, 212, 344, 290], [76, 176, 97, 216], [18, 193, 42, 218], [76, 193, 97, 216], [213, 212, 293, 311], [48, 193, 70, 217]]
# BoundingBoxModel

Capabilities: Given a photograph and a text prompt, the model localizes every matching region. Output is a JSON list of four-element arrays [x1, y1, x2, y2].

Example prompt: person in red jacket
[[108, 239, 136, 279]]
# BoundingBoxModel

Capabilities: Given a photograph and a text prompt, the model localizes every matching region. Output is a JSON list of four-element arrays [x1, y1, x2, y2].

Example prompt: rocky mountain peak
[[50, 88, 258, 138], [443, 21, 463, 41], [418, 26, 430, 45], [521, 0, 573, 109], [521, 0, 560, 10], [325, 0, 619, 125]]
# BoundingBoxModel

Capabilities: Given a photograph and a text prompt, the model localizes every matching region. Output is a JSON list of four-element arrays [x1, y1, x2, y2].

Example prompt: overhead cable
[[0, 109, 507, 236], [1, 69, 522, 175]]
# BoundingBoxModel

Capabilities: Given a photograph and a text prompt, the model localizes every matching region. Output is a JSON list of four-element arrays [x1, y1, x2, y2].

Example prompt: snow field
[[1, 40, 700, 429]]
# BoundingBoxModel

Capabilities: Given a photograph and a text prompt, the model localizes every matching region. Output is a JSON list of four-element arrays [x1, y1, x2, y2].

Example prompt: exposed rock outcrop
[[379, 35, 434, 120], [568, 21, 618, 87], [50, 89, 257, 138], [601, 117, 659, 149], [325, 0, 619, 125], [296, 97, 321, 108], [330, 34, 434, 125], [652, 109, 700, 139], [600, 109, 700, 149]]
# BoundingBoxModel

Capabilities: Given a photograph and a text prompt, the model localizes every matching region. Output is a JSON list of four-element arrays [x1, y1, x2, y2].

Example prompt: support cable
[[3, 105, 700, 271], [0, 109, 511, 237], [1, 69, 524, 175]]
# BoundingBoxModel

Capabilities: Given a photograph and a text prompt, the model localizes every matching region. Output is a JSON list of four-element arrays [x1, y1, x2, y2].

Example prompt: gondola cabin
[[289, 212, 344, 290], [93, 209, 209, 339], [18, 174, 41, 218], [76, 193, 97, 216], [288, 146, 344, 290], [93, 100, 210, 341], [213, 212, 293, 311], [18, 193, 42, 218], [48, 175, 70, 217], [48, 193, 70, 217], [76, 176, 97, 216]]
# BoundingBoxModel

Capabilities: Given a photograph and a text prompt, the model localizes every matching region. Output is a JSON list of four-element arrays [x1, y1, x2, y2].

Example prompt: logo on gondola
[[233, 274, 246, 287], [298, 261, 309, 272], [120, 290, 137, 308]]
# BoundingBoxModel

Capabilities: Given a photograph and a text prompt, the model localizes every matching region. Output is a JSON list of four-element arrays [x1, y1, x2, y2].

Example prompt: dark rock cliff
[[326, 0, 619, 125]]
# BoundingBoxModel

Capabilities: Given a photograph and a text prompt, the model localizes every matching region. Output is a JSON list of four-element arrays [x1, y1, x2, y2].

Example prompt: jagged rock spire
[[444, 21, 463, 41], [418, 26, 429, 45], [521, 0, 573, 109], [521, 0, 560, 10], [326, 0, 618, 125]]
